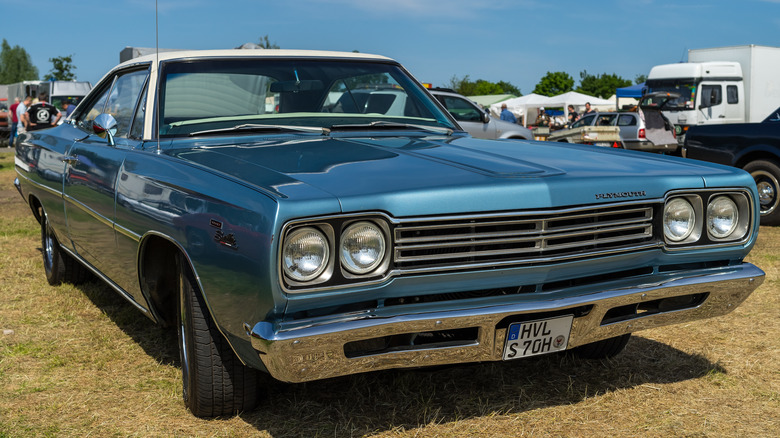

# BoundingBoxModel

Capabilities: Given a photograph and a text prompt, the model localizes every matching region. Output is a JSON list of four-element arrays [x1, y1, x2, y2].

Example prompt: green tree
[[532, 71, 574, 96], [635, 74, 647, 84], [447, 75, 521, 96], [43, 55, 76, 81], [576, 70, 632, 99], [0, 39, 38, 84], [258, 35, 280, 49]]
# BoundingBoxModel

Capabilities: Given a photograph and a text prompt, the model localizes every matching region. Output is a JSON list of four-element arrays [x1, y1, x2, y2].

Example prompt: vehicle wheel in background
[[41, 213, 89, 285], [571, 334, 631, 359], [744, 159, 780, 225], [177, 255, 259, 417]]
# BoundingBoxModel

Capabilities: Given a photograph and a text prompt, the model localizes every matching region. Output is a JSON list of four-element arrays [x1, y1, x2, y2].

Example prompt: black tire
[[177, 255, 259, 417], [572, 334, 631, 359], [743, 159, 780, 226], [41, 213, 89, 285]]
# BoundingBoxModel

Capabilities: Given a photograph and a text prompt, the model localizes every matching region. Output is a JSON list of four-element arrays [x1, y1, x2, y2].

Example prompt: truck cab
[[646, 62, 745, 143]]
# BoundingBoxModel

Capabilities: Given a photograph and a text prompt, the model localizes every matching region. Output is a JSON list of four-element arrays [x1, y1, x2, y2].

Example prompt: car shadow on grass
[[75, 279, 180, 367], [72, 279, 725, 436], [243, 337, 725, 436]]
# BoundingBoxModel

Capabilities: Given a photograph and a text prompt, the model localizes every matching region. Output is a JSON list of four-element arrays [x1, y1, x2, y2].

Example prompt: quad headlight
[[707, 196, 739, 239], [282, 227, 330, 282], [281, 217, 391, 289], [663, 197, 696, 242], [340, 221, 386, 275], [663, 191, 751, 247]]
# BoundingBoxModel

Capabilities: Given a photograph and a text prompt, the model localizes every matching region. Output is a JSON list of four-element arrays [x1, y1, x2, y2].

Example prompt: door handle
[[60, 155, 79, 165]]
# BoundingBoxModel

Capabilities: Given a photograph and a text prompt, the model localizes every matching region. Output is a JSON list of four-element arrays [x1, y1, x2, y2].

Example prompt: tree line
[[447, 71, 647, 99], [0, 39, 76, 84]]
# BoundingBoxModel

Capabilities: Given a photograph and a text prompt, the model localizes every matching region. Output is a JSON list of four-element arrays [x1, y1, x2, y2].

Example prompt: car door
[[698, 83, 726, 125], [63, 67, 149, 282], [436, 94, 495, 138]]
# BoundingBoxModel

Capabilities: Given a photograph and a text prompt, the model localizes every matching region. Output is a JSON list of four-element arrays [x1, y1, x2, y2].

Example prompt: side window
[[617, 114, 636, 126], [727, 85, 739, 104], [105, 70, 149, 138], [441, 96, 482, 122], [76, 82, 112, 133], [75, 68, 149, 138], [700, 85, 722, 108]]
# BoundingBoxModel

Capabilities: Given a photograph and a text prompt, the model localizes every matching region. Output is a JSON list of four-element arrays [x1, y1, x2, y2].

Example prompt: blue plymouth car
[[14, 50, 764, 417]]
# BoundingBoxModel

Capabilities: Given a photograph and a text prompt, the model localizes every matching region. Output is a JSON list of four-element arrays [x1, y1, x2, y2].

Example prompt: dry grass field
[[0, 148, 777, 437]]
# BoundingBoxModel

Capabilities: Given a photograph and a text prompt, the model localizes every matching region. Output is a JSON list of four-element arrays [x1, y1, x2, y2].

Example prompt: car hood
[[167, 134, 746, 217]]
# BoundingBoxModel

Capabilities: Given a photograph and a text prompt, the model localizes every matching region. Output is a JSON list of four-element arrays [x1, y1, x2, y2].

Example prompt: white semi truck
[[646, 45, 780, 143]]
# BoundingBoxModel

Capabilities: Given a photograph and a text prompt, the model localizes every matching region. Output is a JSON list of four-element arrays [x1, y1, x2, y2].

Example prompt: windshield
[[158, 58, 456, 137], [645, 79, 696, 110]]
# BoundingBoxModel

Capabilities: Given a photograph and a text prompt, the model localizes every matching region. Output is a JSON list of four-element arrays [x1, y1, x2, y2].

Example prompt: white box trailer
[[646, 45, 780, 142], [688, 45, 780, 123]]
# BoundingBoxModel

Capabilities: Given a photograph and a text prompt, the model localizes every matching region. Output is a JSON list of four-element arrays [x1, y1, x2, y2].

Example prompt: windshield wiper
[[190, 124, 330, 137], [329, 121, 453, 135]]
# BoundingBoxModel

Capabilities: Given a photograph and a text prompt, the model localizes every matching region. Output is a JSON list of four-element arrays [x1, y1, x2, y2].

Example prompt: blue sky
[[2, 0, 779, 94]]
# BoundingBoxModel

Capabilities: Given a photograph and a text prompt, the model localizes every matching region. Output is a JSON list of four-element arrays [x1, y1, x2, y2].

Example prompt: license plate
[[503, 315, 573, 360]]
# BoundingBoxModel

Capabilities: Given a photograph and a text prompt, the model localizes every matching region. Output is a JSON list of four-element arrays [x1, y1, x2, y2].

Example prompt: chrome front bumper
[[250, 263, 764, 383]]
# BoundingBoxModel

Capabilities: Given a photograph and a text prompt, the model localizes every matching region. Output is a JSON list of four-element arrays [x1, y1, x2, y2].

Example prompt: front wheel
[[743, 159, 780, 226], [41, 212, 88, 285], [177, 255, 259, 417]]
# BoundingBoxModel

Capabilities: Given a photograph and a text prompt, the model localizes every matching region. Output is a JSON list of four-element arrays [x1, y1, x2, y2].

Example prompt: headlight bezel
[[280, 215, 392, 292], [663, 189, 753, 249]]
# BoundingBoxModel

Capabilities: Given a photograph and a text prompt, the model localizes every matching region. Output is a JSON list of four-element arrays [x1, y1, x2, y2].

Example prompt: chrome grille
[[394, 203, 658, 271]]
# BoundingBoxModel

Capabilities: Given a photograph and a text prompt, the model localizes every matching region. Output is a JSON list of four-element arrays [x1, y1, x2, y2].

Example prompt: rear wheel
[[744, 159, 780, 225], [177, 255, 259, 417], [41, 212, 89, 285], [572, 334, 631, 359]]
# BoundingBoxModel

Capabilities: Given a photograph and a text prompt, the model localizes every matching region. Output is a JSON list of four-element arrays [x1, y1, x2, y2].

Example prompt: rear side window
[[617, 114, 636, 126], [727, 85, 739, 104]]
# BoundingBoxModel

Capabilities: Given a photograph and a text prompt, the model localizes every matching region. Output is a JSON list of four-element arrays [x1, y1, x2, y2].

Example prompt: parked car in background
[[548, 112, 623, 148], [429, 88, 533, 140], [15, 49, 764, 417], [683, 106, 780, 225]]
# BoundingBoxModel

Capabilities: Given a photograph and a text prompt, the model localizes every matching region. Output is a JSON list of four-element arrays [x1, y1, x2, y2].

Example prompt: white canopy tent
[[488, 93, 551, 124], [489, 91, 615, 126]]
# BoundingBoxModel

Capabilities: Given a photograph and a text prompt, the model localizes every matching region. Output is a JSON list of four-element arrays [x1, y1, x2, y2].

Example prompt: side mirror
[[93, 114, 118, 146], [482, 112, 490, 124]]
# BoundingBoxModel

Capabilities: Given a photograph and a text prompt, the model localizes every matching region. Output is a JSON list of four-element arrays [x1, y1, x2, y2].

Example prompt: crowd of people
[[7, 93, 64, 147], [497, 101, 597, 131]]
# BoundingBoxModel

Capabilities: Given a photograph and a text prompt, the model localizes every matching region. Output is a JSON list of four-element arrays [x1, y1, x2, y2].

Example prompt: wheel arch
[[138, 232, 198, 328], [734, 147, 780, 169]]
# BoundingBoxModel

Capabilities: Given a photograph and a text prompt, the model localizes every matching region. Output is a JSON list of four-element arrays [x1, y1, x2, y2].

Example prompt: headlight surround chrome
[[340, 221, 386, 275], [282, 227, 330, 282], [707, 196, 738, 239], [663, 197, 698, 242]]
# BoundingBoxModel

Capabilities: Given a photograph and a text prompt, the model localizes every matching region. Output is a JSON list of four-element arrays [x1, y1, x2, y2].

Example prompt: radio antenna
[[156, 0, 161, 154]]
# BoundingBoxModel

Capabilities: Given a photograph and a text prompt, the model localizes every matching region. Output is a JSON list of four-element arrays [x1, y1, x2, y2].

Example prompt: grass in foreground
[[0, 150, 777, 437]]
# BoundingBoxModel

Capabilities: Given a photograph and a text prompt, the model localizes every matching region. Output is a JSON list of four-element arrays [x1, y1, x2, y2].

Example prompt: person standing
[[500, 103, 517, 123], [9, 97, 20, 146], [16, 96, 33, 141], [23, 92, 61, 131], [62, 99, 76, 117], [582, 102, 595, 117], [567, 104, 579, 124]]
